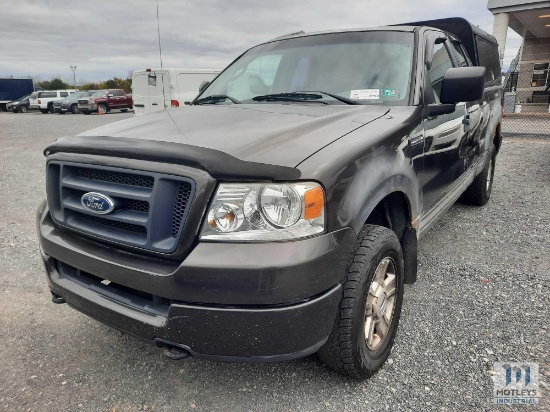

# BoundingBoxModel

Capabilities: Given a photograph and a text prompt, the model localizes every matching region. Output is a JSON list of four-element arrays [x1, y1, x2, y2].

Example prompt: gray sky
[[0, 0, 522, 84]]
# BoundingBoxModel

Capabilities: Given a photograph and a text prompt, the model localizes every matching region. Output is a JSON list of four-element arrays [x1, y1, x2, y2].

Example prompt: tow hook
[[155, 339, 191, 360], [163, 345, 191, 360], [51, 292, 66, 304]]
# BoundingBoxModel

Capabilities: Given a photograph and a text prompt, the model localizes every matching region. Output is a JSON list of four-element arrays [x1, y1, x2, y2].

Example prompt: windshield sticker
[[351, 89, 379, 100], [381, 89, 396, 97]]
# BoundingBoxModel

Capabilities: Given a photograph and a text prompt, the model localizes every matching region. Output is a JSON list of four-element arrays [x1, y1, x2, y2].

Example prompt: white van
[[29, 90, 78, 114], [132, 68, 220, 116]]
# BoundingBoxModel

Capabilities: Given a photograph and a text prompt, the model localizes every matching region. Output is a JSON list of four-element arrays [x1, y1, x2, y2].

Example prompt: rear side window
[[60, 92, 68, 97], [427, 42, 454, 103], [477, 37, 501, 83], [40, 92, 57, 98], [114, 90, 125, 96], [451, 42, 469, 67]]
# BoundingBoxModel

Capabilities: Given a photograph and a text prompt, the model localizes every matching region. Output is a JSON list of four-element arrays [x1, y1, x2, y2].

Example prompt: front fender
[[347, 176, 419, 234], [296, 106, 423, 234], [336, 152, 421, 234]]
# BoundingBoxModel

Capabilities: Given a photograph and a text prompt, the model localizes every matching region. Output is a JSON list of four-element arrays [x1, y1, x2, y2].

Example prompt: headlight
[[12, 101, 19, 105], [200, 182, 325, 241]]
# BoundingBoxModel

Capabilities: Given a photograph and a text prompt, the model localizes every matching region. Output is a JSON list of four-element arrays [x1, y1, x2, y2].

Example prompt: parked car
[[132, 68, 220, 116], [6, 94, 31, 113], [38, 18, 502, 379], [78, 89, 133, 114], [53, 91, 95, 114], [29, 90, 78, 113]]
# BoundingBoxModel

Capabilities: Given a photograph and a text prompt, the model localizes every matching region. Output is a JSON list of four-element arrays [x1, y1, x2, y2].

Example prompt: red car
[[79, 89, 133, 114]]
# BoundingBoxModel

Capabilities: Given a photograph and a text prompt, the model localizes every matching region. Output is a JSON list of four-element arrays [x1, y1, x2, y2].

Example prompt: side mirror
[[423, 104, 456, 118], [108, 93, 114, 97], [199, 81, 210, 93], [440, 67, 486, 104]]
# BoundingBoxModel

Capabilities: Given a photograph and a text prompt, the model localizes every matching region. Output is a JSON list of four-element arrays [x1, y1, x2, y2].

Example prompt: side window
[[427, 42, 454, 103], [477, 37, 501, 83], [115, 90, 125, 96], [60, 92, 68, 97], [451, 42, 469, 67]]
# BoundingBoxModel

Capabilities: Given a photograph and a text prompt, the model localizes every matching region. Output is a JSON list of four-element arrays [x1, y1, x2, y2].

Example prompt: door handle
[[152, 102, 158, 106], [462, 114, 470, 131]]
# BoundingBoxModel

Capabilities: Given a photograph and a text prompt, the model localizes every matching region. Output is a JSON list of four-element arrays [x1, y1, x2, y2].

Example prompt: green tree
[[80, 76, 133, 93], [50, 78, 69, 90], [36, 77, 69, 90]]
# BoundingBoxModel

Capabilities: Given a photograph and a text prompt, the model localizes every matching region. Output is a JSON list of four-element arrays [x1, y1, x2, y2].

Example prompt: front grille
[[126, 199, 149, 213], [47, 162, 195, 253], [80, 214, 148, 235], [172, 183, 193, 237], [74, 167, 154, 188], [78, 99, 88, 105]]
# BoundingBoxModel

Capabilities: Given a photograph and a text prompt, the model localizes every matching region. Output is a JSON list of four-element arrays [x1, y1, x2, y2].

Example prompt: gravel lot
[[0, 111, 548, 411]]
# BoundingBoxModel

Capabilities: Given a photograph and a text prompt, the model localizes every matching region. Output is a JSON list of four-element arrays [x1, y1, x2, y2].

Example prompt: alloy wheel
[[364, 257, 397, 350]]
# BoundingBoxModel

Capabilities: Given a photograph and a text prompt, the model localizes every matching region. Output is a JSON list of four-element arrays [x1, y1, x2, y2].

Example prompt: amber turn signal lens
[[304, 186, 324, 220]]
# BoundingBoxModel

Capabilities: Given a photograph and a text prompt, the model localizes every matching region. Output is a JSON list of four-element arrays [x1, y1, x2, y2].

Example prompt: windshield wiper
[[296, 91, 361, 105], [252, 91, 360, 105], [252, 92, 327, 104], [194, 94, 241, 105]]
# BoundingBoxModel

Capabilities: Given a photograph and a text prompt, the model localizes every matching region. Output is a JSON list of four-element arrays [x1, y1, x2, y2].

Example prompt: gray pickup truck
[[38, 17, 502, 379]]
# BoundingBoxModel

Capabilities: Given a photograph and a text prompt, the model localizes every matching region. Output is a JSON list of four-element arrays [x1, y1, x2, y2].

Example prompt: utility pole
[[69, 66, 77, 89]]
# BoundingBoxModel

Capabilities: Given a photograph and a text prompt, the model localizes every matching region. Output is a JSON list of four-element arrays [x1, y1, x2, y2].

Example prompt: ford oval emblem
[[81, 192, 115, 214]]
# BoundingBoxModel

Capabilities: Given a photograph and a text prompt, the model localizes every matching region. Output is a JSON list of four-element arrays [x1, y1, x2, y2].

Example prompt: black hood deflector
[[44, 136, 301, 181]]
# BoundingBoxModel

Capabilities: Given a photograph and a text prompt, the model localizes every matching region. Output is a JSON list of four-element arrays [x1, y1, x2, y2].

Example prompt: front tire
[[20, 105, 28, 113], [318, 225, 404, 379], [82, 110, 90, 115], [98, 104, 107, 114], [71, 104, 79, 114], [40, 109, 49, 114], [459, 144, 496, 206], [120, 108, 128, 112]]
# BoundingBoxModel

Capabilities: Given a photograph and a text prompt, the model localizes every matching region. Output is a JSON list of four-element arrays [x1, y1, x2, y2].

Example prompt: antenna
[[156, 0, 163, 71], [154, 0, 187, 138], [156, 0, 167, 110]]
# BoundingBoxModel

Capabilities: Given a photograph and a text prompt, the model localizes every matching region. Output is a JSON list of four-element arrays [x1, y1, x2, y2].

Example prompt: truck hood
[[79, 104, 390, 168]]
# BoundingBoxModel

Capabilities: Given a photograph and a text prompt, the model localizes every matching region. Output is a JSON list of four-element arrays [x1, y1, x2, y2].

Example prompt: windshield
[[91, 90, 107, 97], [68, 92, 89, 100], [197, 31, 414, 105]]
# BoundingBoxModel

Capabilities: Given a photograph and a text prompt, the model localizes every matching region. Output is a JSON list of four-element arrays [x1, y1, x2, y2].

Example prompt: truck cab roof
[[265, 17, 497, 69]]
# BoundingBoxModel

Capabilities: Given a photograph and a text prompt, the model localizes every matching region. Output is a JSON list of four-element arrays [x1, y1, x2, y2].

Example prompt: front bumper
[[37, 202, 356, 361], [79, 104, 97, 111]]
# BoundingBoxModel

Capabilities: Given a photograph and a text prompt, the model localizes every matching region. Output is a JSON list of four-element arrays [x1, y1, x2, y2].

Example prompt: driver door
[[419, 36, 470, 212]]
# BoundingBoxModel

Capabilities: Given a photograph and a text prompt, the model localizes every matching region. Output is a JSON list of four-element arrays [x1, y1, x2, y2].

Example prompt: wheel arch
[[361, 188, 418, 284]]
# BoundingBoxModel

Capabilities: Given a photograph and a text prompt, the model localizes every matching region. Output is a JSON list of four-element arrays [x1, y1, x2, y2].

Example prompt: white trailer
[[132, 68, 220, 116]]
